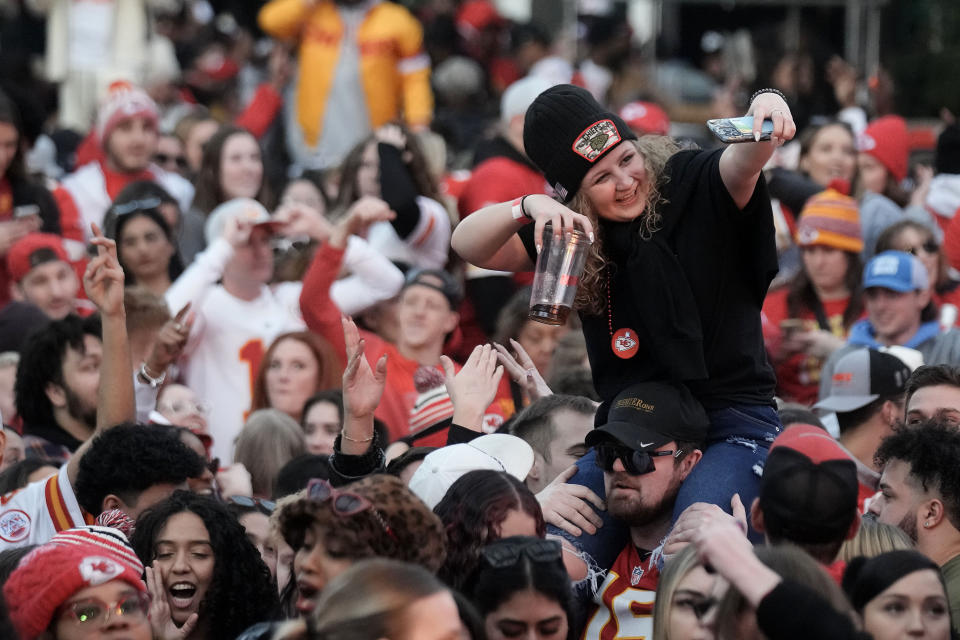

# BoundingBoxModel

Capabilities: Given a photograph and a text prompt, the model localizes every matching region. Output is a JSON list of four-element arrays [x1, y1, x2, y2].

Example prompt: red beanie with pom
[[858, 115, 909, 183], [3, 535, 146, 639]]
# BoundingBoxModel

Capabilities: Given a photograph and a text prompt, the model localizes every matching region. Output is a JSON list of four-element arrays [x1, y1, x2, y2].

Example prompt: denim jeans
[[547, 403, 782, 570]]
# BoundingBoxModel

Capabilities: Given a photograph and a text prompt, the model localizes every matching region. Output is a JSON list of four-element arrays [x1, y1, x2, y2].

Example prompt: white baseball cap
[[408, 434, 535, 509], [204, 198, 278, 245]]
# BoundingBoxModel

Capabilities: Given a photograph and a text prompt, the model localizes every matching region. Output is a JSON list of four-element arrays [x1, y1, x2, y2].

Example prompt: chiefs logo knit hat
[[523, 84, 637, 202]]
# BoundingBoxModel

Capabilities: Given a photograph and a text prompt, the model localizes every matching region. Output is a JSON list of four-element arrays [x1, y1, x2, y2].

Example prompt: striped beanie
[[795, 188, 863, 253], [409, 366, 454, 436]]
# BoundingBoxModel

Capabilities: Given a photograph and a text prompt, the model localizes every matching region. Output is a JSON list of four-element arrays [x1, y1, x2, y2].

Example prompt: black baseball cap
[[585, 382, 709, 451], [758, 425, 859, 544], [401, 269, 463, 309]]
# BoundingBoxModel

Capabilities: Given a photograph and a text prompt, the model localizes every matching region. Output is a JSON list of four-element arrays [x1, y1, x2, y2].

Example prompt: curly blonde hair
[[570, 136, 680, 315]]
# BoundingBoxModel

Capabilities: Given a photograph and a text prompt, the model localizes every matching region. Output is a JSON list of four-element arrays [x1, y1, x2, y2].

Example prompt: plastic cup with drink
[[528, 223, 592, 325]]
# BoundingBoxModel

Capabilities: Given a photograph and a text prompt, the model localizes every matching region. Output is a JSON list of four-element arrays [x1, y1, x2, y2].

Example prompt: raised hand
[[746, 91, 797, 146], [331, 196, 396, 248], [222, 215, 253, 249], [83, 222, 125, 317], [145, 303, 193, 375], [342, 316, 387, 419], [494, 339, 553, 401], [273, 201, 332, 242], [375, 123, 407, 150], [146, 563, 199, 640], [536, 465, 605, 536], [440, 344, 503, 431]]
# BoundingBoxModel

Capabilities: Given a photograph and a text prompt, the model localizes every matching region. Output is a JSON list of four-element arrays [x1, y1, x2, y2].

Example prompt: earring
[[925, 521, 933, 528]]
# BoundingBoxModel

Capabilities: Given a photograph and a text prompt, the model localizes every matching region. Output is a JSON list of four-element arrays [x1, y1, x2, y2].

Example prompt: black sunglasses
[[595, 442, 681, 475], [228, 495, 276, 513], [154, 153, 188, 169], [480, 538, 562, 568]]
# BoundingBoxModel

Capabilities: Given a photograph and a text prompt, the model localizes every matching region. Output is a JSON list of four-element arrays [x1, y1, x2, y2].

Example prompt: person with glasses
[[877, 220, 960, 325], [131, 490, 279, 640], [579, 381, 707, 640], [155, 133, 189, 177], [276, 474, 446, 617], [4, 533, 151, 640], [468, 536, 574, 640]]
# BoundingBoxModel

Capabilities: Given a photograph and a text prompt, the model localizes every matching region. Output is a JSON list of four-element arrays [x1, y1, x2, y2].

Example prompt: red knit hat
[[6, 232, 70, 283], [619, 101, 670, 136], [97, 81, 159, 146], [3, 537, 146, 640], [858, 115, 909, 182]]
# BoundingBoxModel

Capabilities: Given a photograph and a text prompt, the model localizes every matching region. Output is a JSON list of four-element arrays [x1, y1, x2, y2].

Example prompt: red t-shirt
[[762, 288, 853, 405], [581, 544, 660, 640]]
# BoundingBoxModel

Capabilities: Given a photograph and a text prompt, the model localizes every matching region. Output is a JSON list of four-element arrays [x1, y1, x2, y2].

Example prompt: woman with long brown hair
[[762, 189, 864, 404], [334, 123, 450, 271], [251, 331, 342, 422]]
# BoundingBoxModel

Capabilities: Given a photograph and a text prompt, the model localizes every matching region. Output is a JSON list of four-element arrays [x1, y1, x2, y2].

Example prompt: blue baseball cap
[[863, 251, 930, 292]]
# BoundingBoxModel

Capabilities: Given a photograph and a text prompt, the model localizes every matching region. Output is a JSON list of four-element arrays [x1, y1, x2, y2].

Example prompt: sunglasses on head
[[113, 197, 163, 217], [480, 538, 563, 568], [594, 442, 682, 475], [905, 240, 939, 256], [306, 479, 398, 541], [228, 495, 276, 513], [57, 592, 150, 627]]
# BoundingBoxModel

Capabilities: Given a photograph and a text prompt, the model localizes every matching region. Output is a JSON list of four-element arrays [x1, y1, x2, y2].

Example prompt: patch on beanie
[[857, 132, 876, 152], [79, 556, 124, 585], [572, 119, 622, 162]]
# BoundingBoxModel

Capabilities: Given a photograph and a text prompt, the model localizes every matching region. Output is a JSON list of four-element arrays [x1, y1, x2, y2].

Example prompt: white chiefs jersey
[[167, 240, 304, 462], [0, 472, 92, 550]]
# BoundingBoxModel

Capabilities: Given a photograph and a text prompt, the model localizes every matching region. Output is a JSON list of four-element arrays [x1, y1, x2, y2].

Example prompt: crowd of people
[[0, 0, 959, 639]]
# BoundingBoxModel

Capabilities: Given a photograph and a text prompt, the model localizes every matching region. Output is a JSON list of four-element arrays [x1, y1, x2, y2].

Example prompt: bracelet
[[520, 195, 533, 219], [750, 88, 787, 104], [511, 196, 533, 224], [138, 362, 166, 388], [341, 431, 374, 443]]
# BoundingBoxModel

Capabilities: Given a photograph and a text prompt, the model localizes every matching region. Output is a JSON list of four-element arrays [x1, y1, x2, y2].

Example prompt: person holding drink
[[452, 84, 796, 564]]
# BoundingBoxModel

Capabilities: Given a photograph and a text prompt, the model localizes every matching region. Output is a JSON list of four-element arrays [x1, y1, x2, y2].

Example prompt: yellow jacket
[[259, 0, 432, 147]]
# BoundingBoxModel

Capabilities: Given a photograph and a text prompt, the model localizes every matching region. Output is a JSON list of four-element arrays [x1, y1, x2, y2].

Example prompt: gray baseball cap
[[814, 349, 911, 413]]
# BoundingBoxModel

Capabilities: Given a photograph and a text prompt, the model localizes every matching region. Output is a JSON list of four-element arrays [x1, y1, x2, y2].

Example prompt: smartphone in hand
[[707, 116, 774, 143]]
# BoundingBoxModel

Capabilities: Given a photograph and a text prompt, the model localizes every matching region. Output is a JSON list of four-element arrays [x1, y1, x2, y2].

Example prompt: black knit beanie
[[523, 84, 637, 202], [842, 550, 943, 612]]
